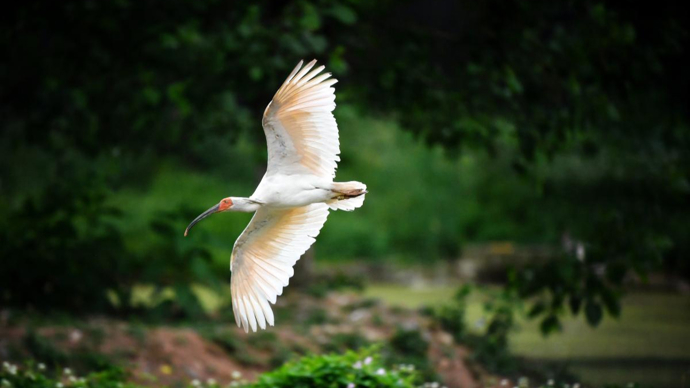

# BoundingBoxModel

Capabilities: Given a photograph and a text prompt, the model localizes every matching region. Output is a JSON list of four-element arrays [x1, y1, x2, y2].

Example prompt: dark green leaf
[[585, 300, 603, 327], [527, 301, 546, 318], [540, 314, 562, 335]]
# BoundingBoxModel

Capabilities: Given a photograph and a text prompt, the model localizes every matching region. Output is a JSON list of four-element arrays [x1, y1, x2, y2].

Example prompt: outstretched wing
[[230, 204, 329, 332], [262, 60, 340, 178]]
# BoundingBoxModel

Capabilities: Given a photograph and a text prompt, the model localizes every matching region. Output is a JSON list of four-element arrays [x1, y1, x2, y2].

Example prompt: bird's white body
[[186, 60, 366, 332], [250, 173, 334, 208]]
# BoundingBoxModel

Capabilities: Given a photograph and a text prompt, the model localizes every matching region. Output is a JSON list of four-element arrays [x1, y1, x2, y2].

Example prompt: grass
[[364, 283, 690, 387]]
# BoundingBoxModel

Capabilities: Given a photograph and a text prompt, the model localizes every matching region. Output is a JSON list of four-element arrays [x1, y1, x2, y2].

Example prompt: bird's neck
[[231, 197, 262, 213]]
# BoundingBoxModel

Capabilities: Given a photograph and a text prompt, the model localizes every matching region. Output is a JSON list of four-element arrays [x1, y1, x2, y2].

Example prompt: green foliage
[[2, 0, 360, 162], [318, 111, 547, 261], [20, 329, 117, 373], [304, 307, 330, 326], [202, 327, 241, 355], [0, 176, 128, 313], [0, 179, 214, 317], [345, 0, 690, 328], [2, 0, 688, 334], [1, 0, 359, 315], [1, 362, 141, 388], [305, 270, 365, 298], [433, 285, 472, 342], [388, 329, 428, 359], [509, 250, 625, 333], [22, 330, 67, 368], [385, 328, 436, 382], [467, 289, 519, 373], [130, 208, 218, 320], [0, 350, 423, 388], [433, 285, 519, 374], [0, 342, 649, 388], [245, 347, 419, 388], [246, 331, 278, 351], [321, 333, 370, 354]]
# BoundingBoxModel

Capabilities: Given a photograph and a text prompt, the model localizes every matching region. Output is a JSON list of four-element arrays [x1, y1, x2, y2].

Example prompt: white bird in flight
[[184, 60, 367, 332]]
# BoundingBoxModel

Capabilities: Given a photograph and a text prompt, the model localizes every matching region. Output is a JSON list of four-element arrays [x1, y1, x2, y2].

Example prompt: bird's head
[[184, 197, 234, 237]]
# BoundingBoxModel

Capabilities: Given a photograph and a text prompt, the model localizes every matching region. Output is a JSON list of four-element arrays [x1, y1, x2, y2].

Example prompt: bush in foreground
[[0, 357, 649, 388], [1, 348, 420, 388], [246, 348, 418, 388], [0, 364, 140, 388]]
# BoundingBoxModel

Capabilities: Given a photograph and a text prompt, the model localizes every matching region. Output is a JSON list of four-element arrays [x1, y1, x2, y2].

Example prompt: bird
[[184, 60, 367, 332]]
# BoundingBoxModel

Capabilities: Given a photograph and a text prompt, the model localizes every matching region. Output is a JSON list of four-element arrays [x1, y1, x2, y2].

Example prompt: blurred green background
[[1, 1, 689, 387]]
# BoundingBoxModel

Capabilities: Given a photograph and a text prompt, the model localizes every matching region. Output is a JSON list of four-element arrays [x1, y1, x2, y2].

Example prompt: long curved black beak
[[184, 203, 220, 236]]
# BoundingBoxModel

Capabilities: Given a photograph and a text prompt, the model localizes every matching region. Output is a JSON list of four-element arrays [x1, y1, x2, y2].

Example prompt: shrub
[[245, 347, 418, 388], [432, 285, 519, 374], [433, 285, 471, 342], [386, 327, 436, 382], [21, 330, 115, 373], [0, 176, 216, 319], [0, 179, 129, 313], [466, 300, 516, 373], [0, 362, 139, 388]]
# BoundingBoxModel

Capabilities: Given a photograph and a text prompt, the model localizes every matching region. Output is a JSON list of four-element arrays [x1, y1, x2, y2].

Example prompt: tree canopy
[[1, 0, 688, 331]]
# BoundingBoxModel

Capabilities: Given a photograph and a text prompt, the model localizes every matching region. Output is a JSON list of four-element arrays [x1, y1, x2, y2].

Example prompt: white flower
[[206, 378, 216, 385], [375, 368, 385, 376], [347, 383, 355, 388], [3, 363, 17, 376], [353, 361, 362, 370], [2, 379, 11, 388], [191, 379, 201, 387], [56, 383, 63, 388], [547, 380, 554, 386], [63, 368, 72, 376], [501, 379, 509, 386], [231, 371, 242, 380], [38, 364, 46, 371], [69, 376, 77, 383], [573, 384, 580, 388], [364, 357, 372, 365], [430, 382, 439, 388]]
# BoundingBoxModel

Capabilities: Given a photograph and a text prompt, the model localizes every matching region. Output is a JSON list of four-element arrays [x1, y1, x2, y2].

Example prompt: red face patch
[[218, 197, 233, 211]]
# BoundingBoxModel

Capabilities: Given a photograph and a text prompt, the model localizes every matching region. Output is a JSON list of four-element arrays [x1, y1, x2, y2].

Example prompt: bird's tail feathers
[[328, 181, 367, 211]]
